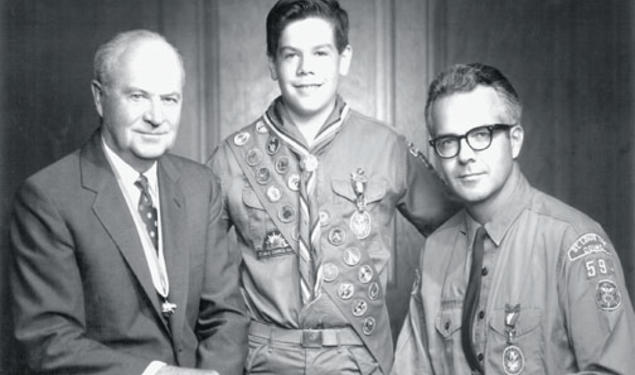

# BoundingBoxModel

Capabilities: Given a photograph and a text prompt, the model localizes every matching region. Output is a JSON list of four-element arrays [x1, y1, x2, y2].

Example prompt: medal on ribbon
[[161, 297, 177, 318], [349, 168, 371, 239], [502, 303, 525, 375]]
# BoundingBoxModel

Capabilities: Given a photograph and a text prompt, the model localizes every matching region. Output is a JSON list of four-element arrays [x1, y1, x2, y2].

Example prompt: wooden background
[[1, 0, 633, 372]]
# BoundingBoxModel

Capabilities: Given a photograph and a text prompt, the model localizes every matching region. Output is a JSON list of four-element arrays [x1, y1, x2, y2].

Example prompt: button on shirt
[[102, 138, 169, 375], [392, 172, 635, 375]]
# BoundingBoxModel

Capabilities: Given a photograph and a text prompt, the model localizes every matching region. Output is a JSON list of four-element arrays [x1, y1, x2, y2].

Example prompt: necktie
[[297, 157, 320, 303], [134, 174, 159, 251], [461, 226, 486, 373]]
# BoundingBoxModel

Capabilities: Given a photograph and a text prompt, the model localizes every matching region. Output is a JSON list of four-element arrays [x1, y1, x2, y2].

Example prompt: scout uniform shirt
[[392, 171, 635, 375], [208, 96, 455, 374]]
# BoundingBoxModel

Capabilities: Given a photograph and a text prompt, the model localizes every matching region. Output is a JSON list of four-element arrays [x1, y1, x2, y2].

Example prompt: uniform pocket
[[432, 305, 471, 373], [487, 307, 544, 375], [241, 188, 277, 251], [245, 334, 271, 374], [331, 178, 387, 205]]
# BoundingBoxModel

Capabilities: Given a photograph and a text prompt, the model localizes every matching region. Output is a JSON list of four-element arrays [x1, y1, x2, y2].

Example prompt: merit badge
[[349, 168, 371, 239], [368, 282, 380, 301], [255, 167, 271, 185], [258, 230, 293, 259], [321, 262, 339, 282], [246, 148, 263, 166], [287, 173, 300, 191], [161, 298, 177, 317], [337, 282, 355, 300], [278, 205, 296, 223], [328, 227, 346, 246], [502, 303, 525, 375], [266, 135, 281, 155], [233, 131, 250, 146], [274, 156, 290, 174], [263, 230, 289, 249], [595, 279, 622, 311], [256, 120, 268, 134], [358, 264, 374, 284], [266, 185, 282, 202], [352, 299, 368, 316], [362, 317, 376, 335], [300, 154, 318, 172], [343, 247, 362, 266], [319, 210, 330, 227]]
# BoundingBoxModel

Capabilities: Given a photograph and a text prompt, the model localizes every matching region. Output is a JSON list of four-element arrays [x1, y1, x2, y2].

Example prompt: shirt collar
[[266, 95, 347, 133], [461, 172, 532, 247], [101, 137, 158, 194]]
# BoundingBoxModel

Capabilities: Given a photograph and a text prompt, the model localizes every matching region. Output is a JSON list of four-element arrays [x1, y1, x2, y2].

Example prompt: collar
[[101, 137, 158, 194], [265, 94, 348, 147], [461, 172, 533, 247]]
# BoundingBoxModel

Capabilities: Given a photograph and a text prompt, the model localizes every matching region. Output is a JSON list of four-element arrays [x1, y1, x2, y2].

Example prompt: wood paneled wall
[[1, 1, 633, 373]]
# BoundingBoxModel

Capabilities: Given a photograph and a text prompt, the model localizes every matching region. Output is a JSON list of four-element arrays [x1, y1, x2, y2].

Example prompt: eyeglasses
[[429, 124, 515, 159]]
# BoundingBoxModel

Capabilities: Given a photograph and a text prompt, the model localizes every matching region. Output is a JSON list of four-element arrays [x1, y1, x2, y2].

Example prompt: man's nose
[[456, 137, 476, 164], [143, 99, 164, 127]]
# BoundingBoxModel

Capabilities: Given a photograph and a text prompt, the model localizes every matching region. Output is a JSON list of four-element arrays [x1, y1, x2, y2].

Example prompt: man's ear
[[510, 124, 524, 159], [91, 80, 105, 117], [338, 45, 352, 76], [267, 56, 278, 81]]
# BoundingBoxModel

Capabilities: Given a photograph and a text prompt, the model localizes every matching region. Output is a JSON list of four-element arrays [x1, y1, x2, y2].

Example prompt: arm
[[396, 139, 459, 236], [559, 229, 635, 374], [10, 180, 153, 375], [391, 257, 434, 375], [195, 170, 249, 375]]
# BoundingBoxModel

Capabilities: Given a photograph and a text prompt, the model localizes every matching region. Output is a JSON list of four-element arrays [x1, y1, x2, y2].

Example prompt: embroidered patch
[[595, 279, 622, 311], [567, 233, 609, 261], [583, 257, 615, 279], [258, 230, 293, 259]]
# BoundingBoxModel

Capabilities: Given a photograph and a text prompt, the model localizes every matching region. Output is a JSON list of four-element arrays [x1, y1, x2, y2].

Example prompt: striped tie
[[263, 100, 350, 304]]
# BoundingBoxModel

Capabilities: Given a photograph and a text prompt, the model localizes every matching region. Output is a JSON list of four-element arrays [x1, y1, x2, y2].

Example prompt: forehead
[[279, 17, 337, 50], [431, 85, 508, 135], [111, 40, 183, 92]]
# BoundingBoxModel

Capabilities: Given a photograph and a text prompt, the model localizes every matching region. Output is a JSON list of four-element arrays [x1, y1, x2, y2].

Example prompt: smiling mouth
[[458, 172, 485, 180], [295, 83, 322, 89]]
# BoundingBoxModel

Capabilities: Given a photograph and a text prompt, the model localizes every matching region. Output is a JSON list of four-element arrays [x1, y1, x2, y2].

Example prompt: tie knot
[[135, 174, 151, 193]]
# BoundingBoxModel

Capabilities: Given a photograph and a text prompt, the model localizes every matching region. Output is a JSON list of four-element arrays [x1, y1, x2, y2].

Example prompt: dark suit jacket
[[10, 131, 248, 375]]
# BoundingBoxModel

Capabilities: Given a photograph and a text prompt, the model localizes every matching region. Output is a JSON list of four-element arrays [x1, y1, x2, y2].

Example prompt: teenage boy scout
[[392, 63, 635, 374], [207, 0, 456, 374]]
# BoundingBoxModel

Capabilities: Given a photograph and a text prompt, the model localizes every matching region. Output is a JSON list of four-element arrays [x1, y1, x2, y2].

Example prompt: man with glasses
[[392, 63, 635, 374]]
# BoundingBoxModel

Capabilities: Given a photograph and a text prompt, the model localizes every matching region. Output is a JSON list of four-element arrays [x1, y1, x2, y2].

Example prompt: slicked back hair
[[425, 63, 522, 134], [93, 29, 185, 88]]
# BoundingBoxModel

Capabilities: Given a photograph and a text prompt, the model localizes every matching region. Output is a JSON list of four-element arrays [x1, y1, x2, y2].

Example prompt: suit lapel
[[80, 132, 169, 332], [158, 156, 188, 342]]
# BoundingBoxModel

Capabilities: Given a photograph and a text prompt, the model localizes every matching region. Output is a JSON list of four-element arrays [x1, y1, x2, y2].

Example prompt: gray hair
[[425, 63, 522, 134], [93, 29, 185, 87]]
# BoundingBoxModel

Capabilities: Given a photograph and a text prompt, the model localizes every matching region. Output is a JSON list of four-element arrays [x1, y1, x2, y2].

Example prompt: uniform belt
[[249, 321, 363, 348]]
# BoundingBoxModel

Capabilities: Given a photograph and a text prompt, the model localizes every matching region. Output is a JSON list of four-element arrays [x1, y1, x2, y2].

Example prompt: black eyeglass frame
[[428, 123, 516, 159]]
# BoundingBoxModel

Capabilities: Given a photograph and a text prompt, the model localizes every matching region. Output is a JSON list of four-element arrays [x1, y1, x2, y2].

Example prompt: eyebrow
[[278, 43, 335, 53]]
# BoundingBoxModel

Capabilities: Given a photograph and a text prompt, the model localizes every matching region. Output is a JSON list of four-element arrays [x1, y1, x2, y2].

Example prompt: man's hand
[[156, 365, 219, 375]]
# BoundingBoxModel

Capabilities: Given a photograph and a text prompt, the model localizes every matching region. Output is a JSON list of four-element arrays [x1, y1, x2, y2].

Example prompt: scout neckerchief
[[263, 96, 350, 304]]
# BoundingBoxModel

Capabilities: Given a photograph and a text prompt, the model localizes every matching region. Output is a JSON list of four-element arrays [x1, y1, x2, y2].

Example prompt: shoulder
[[20, 150, 82, 197], [346, 110, 404, 139], [527, 187, 611, 261]]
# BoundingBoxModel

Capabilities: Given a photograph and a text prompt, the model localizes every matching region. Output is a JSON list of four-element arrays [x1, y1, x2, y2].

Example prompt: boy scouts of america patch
[[258, 230, 293, 259], [503, 345, 525, 375], [567, 233, 609, 261], [595, 279, 622, 311]]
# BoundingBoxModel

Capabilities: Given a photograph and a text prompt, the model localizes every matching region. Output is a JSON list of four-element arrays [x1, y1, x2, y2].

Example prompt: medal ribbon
[[263, 100, 350, 304]]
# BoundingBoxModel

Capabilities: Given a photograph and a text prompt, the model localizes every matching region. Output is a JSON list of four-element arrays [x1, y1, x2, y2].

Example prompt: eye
[[162, 96, 180, 105], [436, 137, 456, 150], [129, 92, 145, 101], [470, 128, 490, 141], [282, 51, 298, 60], [315, 49, 330, 57]]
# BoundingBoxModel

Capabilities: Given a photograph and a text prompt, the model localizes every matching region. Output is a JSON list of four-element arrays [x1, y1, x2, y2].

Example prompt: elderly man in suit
[[10, 30, 248, 375]]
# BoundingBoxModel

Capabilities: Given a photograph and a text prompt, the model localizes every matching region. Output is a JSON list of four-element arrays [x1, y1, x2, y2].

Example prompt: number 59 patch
[[584, 257, 615, 279]]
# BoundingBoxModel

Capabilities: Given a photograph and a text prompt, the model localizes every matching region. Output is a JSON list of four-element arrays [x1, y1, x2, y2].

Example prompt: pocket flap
[[242, 188, 265, 210], [331, 178, 387, 204], [435, 307, 462, 339], [489, 307, 541, 337]]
